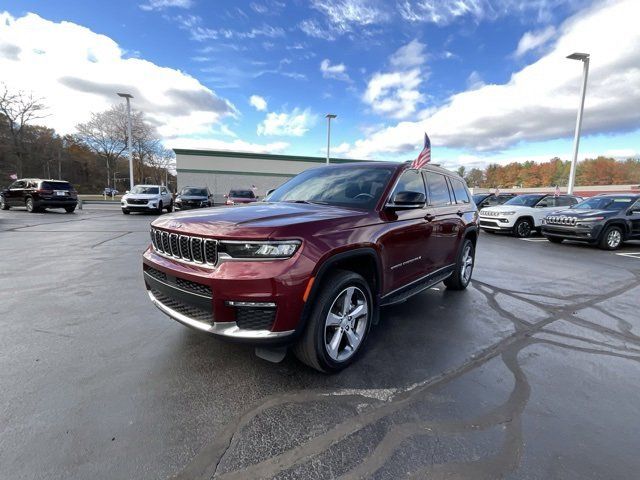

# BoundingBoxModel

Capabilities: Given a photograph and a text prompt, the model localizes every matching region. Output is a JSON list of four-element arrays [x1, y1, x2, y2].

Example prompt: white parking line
[[519, 238, 548, 242], [615, 252, 640, 260]]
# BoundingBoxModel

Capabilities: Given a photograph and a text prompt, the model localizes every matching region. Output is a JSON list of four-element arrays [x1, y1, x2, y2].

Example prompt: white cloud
[[139, 0, 192, 11], [249, 94, 267, 111], [298, 19, 336, 41], [0, 12, 236, 139], [389, 39, 426, 68], [466, 70, 484, 90], [176, 15, 285, 42], [320, 59, 351, 82], [311, 0, 385, 32], [165, 137, 289, 154], [514, 26, 556, 57], [363, 40, 427, 119], [347, 0, 640, 158], [257, 108, 317, 137]]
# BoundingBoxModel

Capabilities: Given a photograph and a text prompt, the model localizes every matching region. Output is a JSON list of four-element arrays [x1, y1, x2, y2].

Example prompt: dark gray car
[[175, 186, 213, 210]]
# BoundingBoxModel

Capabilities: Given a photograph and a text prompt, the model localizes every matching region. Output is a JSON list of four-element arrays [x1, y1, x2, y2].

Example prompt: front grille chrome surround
[[151, 227, 218, 268], [545, 216, 578, 226]]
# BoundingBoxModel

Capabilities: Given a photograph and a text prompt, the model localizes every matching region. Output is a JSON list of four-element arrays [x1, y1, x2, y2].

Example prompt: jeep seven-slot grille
[[546, 216, 578, 226], [150, 227, 217, 265]]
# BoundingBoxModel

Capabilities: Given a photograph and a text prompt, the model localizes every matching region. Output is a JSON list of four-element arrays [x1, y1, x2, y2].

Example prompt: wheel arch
[[602, 220, 629, 239]]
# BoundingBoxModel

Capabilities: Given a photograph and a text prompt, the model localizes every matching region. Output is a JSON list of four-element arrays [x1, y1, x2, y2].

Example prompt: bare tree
[[0, 84, 47, 177]]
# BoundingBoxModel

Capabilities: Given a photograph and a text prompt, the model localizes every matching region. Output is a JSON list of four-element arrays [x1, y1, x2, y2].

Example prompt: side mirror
[[387, 191, 425, 209]]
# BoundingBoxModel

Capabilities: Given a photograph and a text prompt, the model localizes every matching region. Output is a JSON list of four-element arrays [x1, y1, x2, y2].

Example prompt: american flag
[[9, 173, 17, 180], [411, 133, 431, 169], [554, 185, 560, 197]]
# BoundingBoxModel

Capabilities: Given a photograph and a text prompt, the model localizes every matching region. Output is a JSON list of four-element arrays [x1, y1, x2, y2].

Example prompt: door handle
[[456, 210, 464, 217], [424, 213, 435, 222]]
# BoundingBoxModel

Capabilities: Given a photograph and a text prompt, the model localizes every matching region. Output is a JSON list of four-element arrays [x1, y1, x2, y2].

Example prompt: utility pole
[[117, 93, 135, 190], [566, 53, 590, 195], [325, 114, 336, 164]]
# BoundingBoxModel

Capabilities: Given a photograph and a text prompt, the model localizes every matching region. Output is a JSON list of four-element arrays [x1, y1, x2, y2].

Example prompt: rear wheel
[[513, 218, 533, 238], [293, 270, 373, 373], [0, 196, 9, 210], [64, 206, 76, 213], [546, 236, 564, 244], [25, 198, 36, 213], [444, 239, 475, 290], [599, 226, 623, 250]]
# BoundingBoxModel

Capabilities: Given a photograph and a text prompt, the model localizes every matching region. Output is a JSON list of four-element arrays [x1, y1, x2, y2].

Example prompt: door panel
[[424, 172, 461, 269]]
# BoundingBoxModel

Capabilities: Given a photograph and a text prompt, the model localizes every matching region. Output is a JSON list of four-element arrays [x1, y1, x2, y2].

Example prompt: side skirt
[[379, 264, 455, 307]]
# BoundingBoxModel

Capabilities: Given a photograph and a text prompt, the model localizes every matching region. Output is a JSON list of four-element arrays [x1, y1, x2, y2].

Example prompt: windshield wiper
[[282, 199, 329, 205]]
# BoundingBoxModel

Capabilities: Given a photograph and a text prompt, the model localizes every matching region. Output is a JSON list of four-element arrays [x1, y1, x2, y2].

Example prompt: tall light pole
[[117, 92, 135, 190], [566, 52, 590, 195], [325, 114, 336, 164]]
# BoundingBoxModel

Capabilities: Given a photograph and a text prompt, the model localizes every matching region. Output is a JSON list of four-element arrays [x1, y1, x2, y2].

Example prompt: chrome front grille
[[480, 210, 501, 217], [150, 227, 218, 266], [546, 216, 577, 226]]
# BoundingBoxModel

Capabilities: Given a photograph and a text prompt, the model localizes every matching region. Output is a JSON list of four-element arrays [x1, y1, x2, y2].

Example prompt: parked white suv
[[121, 185, 173, 215], [479, 194, 580, 237]]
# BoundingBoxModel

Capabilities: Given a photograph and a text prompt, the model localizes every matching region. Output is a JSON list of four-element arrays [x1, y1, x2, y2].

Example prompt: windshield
[[267, 166, 394, 210], [472, 194, 490, 204], [504, 194, 545, 207], [230, 190, 255, 198], [573, 196, 636, 210], [180, 188, 207, 196], [131, 186, 159, 194]]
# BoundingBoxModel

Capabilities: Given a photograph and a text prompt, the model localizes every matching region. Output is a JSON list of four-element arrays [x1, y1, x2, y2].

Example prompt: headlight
[[221, 241, 301, 259], [577, 216, 604, 222], [175, 197, 182, 203], [501, 211, 517, 215]]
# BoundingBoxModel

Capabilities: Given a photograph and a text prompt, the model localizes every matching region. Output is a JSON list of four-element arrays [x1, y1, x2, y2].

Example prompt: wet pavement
[[1, 206, 639, 479]]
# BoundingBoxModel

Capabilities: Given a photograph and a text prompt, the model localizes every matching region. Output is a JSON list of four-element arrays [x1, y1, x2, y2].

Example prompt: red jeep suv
[[142, 162, 479, 372]]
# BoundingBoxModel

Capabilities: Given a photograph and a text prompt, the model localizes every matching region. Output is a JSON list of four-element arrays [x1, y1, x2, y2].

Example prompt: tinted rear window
[[425, 172, 452, 206], [41, 181, 72, 190], [450, 178, 470, 204], [230, 190, 255, 198]]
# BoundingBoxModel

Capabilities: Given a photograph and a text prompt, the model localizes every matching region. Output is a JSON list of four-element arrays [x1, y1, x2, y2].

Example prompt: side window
[[11, 181, 26, 189], [425, 172, 452, 206], [450, 178, 470, 204], [389, 170, 426, 202], [556, 196, 573, 207], [161, 187, 168, 195], [484, 195, 500, 206], [536, 196, 554, 207]]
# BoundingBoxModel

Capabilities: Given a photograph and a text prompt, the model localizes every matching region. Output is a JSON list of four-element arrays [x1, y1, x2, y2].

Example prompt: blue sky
[[1, 0, 639, 169]]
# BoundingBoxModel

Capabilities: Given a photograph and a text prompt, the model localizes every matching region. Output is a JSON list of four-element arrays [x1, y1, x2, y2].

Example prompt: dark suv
[[142, 162, 479, 372], [542, 194, 640, 250], [175, 186, 213, 210], [1, 179, 78, 213]]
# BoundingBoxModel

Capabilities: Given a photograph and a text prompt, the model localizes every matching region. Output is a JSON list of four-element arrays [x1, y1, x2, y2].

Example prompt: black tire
[[444, 238, 475, 290], [64, 206, 76, 213], [293, 270, 374, 373], [0, 196, 9, 210], [156, 201, 163, 215], [122, 208, 130, 215], [166, 201, 173, 213], [546, 236, 564, 244], [513, 218, 533, 238], [25, 197, 36, 213], [598, 225, 623, 250]]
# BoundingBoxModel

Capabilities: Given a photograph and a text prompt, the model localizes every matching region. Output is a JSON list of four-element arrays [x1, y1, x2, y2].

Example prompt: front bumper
[[479, 216, 515, 230], [122, 200, 158, 210], [142, 245, 314, 344], [541, 224, 602, 241], [175, 202, 209, 210]]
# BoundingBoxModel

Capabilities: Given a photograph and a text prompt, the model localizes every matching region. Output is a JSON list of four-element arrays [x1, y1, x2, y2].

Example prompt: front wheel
[[156, 201, 163, 215], [293, 270, 374, 373], [444, 239, 475, 290], [64, 206, 76, 213], [513, 218, 533, 238], [599, 226, 623, 250], [166, 201, 173, 213], [122, 208, 130, 215]]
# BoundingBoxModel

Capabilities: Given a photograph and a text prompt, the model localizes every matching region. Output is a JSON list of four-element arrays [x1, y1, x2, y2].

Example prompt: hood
[[124, 193, 159, 200], [151, 202, 368, 238], [547, 208, 614, 219], [481, 205, 532, 213], [177, 195, 207, 201]]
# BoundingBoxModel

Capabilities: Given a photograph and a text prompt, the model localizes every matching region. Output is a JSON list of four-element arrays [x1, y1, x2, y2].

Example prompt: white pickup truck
[[479, 194, 581, 237], [121, 185, 173, 215]]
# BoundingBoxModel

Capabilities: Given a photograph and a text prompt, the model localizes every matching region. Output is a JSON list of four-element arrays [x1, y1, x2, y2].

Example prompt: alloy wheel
[[460, 243, 474, 285], [607, 229, 622, 248], [324, 286, 369, 362], [517, 220, 531, 237]]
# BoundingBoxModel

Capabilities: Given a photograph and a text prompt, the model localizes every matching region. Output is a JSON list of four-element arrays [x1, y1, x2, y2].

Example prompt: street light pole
[[566, 53, 590, 195], [117, 92, 135, 191], [325, 114, 336, 164]]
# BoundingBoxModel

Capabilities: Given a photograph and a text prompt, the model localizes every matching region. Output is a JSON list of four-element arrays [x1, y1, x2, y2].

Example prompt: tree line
[[0, 84, 175, 193], [456, 156, 640, 189]]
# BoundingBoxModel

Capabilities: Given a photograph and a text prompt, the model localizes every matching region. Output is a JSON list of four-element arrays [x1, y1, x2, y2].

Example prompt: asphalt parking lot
[[1, 205, 640, 480]]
